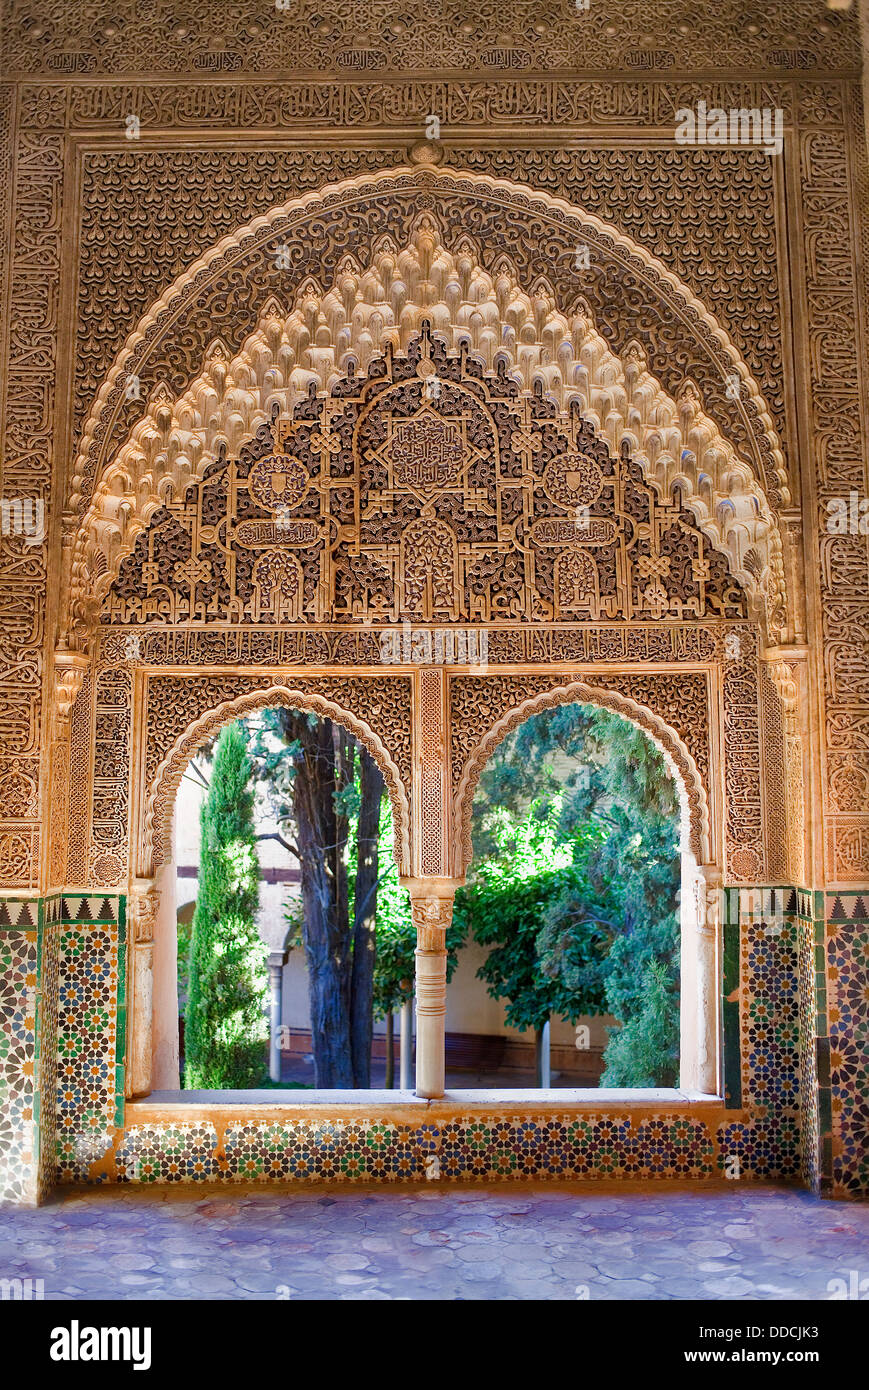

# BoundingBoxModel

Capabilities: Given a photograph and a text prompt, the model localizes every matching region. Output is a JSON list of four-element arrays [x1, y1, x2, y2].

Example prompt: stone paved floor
[[2, 1183, 867, 1300]]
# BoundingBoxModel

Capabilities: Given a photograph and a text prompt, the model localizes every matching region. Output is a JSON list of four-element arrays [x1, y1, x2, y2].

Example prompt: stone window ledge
[[130, 1087, 723, 1112]]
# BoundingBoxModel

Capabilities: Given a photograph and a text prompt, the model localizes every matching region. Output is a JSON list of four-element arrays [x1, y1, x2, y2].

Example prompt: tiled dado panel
[[0, 897, 61, 1204], [113, 1114, 722, 1182], [85, 1108, 787, 1185], [716, 888, 803, 1185], [0, 900, 40, 1203], [50, 894, 126, 1185], [826, 894, 869, 1199], [37, 909, 60, 1202]]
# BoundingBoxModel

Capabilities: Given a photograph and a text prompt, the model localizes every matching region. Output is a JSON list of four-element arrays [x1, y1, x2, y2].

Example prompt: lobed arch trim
[[452, 680, 711, 876], [142, 685, 411, 880]]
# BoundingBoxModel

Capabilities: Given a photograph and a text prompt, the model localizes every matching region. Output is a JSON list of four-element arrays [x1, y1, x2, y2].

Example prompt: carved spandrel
[[105, 330, 748, 635]]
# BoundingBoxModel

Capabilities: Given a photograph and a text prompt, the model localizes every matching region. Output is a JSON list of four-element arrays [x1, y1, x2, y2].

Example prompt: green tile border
[[115, 900, 127, 1129], [722, 917, 742, 1109]]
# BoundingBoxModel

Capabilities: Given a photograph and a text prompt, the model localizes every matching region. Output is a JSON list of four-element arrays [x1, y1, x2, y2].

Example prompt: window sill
[[130, 1087, 723, 1113]]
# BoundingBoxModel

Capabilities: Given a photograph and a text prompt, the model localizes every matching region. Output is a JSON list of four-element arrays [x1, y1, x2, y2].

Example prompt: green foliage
[[600, 959, 679, 1086], [176, 910, 193, 1008], [246, 707, 310, 808], [454, 797, 608, 1030], [281, 895, 304, 952], [474, 704, 678, 847], [184, 722, 267, 1089], [464, 705, 681, 1083], [250, 706, 456, 1038]]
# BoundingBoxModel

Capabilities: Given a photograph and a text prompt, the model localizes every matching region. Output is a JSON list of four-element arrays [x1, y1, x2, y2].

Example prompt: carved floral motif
[[101, 327, 749, 636], [69, 189, 790, 649]]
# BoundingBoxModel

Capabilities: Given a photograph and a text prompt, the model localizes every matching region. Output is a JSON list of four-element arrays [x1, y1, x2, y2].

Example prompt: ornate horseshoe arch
[[452, 679, 711, 876], [60, 164, 796, 672], [47, 158, 799, 1126], [449, 676, 718, 1095]]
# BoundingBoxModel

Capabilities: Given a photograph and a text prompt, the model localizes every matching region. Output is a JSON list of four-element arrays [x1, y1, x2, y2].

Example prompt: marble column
[[400, 997, 413, 1091], [400, 877, 462, 1099], [150, 812, 180, 1091], [268, 950, 288, 1082], [128, 879, 156, 1097], [680, 859, 721, 1097]]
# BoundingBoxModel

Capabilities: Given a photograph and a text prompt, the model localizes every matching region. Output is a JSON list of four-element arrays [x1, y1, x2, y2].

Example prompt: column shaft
[[268, 953, 287, 1083], [151, 823, 179, 1090], [401, 877, 461, 1100]]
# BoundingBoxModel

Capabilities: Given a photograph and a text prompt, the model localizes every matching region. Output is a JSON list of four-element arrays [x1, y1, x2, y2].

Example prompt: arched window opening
[[447, 700, 711, 1094], [144, 691, 716, 1103], [160, 707, 412, 1096]]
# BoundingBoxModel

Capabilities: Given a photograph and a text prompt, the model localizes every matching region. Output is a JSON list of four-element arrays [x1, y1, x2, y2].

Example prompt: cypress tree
[[600, 959, 680, 1087], [184, 721, 267, 1089]]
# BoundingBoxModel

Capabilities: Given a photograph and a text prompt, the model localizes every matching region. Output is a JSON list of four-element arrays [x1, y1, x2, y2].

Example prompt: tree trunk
[[350, 747, 384, 1087], [280, 710, 354, 1088]]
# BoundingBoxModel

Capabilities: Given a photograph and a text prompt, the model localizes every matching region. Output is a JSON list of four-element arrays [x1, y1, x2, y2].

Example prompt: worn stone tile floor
[[1, 1183, 867, 1300]]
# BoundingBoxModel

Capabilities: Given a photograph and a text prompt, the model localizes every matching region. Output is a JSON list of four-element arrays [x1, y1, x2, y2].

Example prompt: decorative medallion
[[90, 852, 125, 886], [729, 847, 764, 881], [248, 452, 309, 512], [543, 453, 605, 509]]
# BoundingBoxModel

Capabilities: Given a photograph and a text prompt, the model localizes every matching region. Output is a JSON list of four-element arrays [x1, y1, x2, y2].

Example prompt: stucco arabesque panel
[[67, 143, 788, 469], [64, 166, 789, 650], [87, 222, 778, 642], [1, 2, 859, 78]]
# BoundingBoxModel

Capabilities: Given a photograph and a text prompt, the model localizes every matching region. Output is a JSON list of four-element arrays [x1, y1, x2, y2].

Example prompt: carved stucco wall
[[65, 168, 791, 648], [73, 216, 785, 635], [1, 2, 859, 76], [0, 1, 867, 1201], [0, 74, 863, 891]]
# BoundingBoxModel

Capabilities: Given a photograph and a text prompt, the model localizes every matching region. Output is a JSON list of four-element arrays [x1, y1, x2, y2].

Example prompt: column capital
[[693, 863, 724, 939], [698, 863, 724, 888], [129, 878, 158, 945], [52, 647, 90, 724], [399, 875, 464, 899]]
